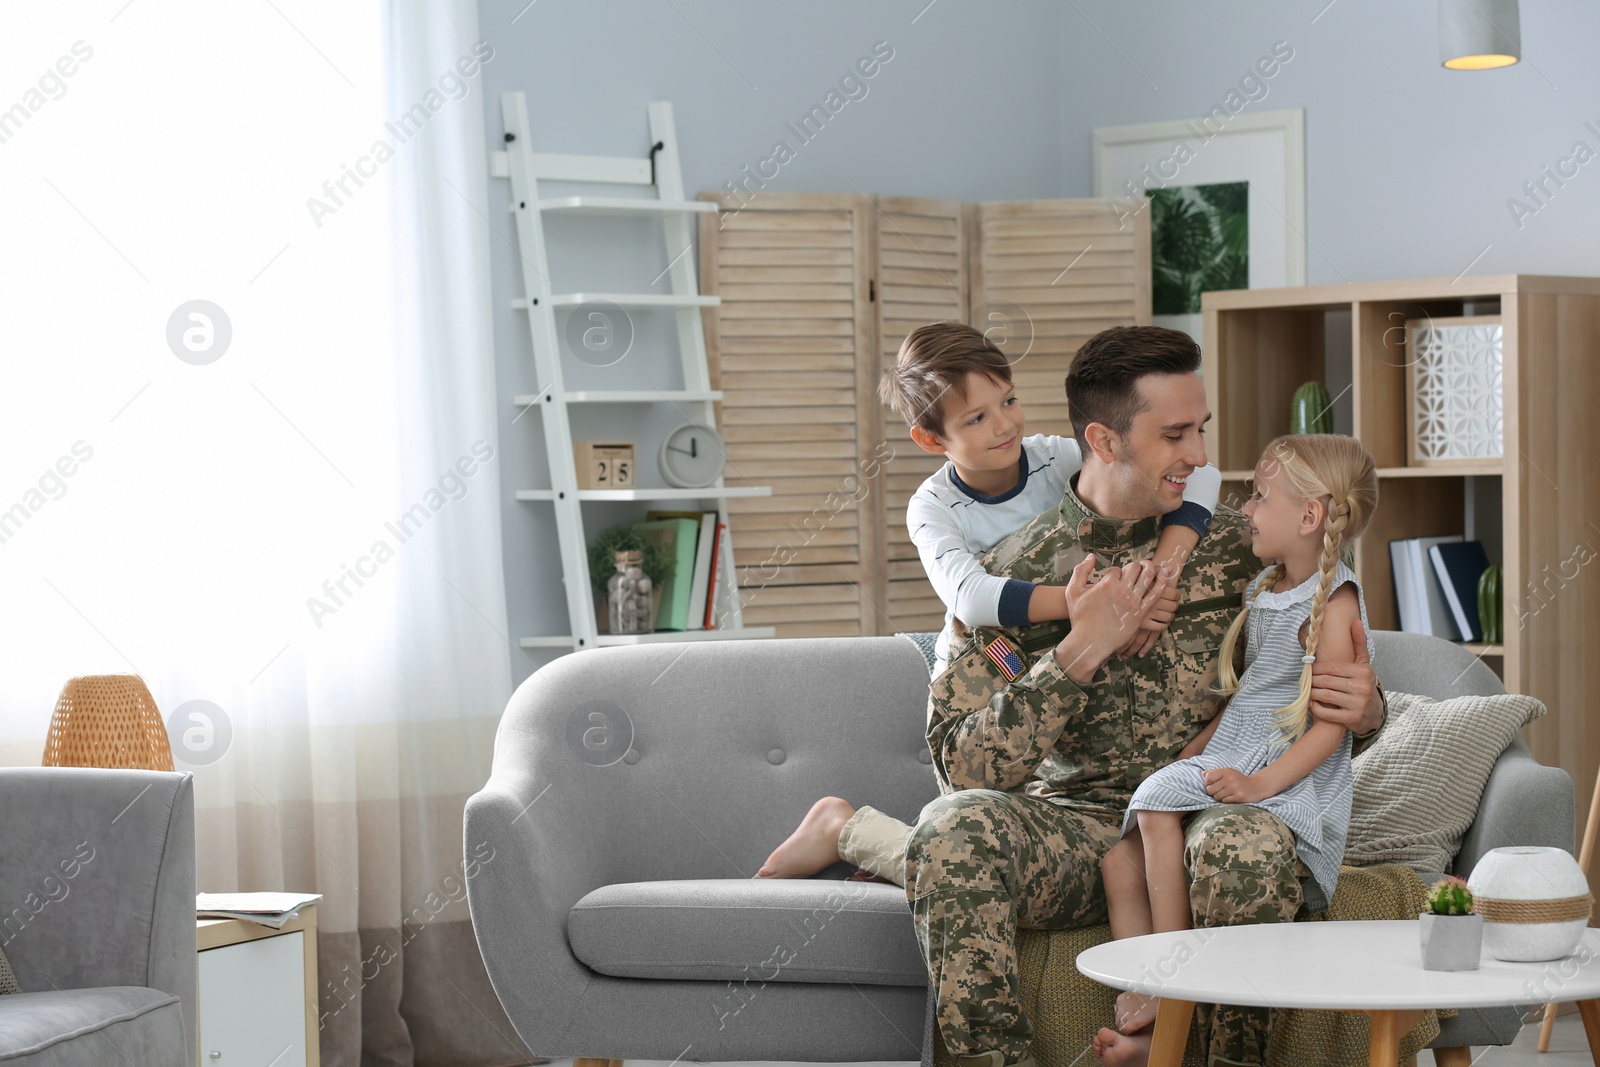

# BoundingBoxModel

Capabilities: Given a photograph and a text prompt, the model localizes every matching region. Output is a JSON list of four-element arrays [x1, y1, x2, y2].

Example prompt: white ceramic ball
[[1467, 846, 1591, 962]]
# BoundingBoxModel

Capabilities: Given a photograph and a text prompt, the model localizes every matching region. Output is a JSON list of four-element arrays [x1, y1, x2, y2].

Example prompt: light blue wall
[[1056, 0, 1600, 283], [475, 0, 1066, 684]]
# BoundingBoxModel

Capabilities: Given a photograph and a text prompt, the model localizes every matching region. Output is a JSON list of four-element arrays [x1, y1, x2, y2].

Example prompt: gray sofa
[[0, 768, 196, 1066], [464, 631, 1573, 1062]]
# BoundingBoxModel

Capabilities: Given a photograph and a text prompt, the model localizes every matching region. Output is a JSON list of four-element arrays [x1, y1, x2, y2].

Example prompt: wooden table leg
[[1576, 998, 1600, 1065], [1368, 1011, 1401, 1065], [1147, 998, 1195, 1067], [1366, 1009, 1427, 1066]]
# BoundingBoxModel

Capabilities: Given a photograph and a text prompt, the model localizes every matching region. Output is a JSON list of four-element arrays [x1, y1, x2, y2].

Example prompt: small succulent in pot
[[1420, 876, 1483, 971], [1427, 876, 1475, 915]]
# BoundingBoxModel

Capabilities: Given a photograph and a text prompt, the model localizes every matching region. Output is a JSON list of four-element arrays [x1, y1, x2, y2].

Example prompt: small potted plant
[[1419, 876, 1483, 971]]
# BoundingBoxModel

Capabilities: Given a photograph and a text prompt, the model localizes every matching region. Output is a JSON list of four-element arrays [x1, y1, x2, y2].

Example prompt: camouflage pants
[[1184, 805, 1309, 1067], [907, 792, 1305, 1067]]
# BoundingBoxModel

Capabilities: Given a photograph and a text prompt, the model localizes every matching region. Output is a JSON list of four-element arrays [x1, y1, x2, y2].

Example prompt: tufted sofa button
[[917, 748, 933, 764], [766, 748, 786, 766], [623, 748, 641, 765]]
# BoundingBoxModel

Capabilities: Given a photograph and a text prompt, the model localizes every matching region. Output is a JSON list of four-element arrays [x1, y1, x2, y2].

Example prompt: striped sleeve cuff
[[1160, 500, 1213, 537], [996, 579, 1037, 628]]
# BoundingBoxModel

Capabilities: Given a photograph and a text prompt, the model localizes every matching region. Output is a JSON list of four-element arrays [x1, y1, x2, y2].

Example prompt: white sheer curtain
[[0, 3, 525, 1064]]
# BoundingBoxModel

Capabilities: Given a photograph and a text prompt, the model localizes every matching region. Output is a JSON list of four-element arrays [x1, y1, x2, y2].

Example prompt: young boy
[[757, 320, 1221, 882]]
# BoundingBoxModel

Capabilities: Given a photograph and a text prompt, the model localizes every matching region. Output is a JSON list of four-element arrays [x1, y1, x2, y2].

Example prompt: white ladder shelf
[[494, 94, 773, 652]]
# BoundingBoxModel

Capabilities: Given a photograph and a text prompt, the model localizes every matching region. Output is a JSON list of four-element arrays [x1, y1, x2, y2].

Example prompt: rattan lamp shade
[[42, 674, 174, 771]]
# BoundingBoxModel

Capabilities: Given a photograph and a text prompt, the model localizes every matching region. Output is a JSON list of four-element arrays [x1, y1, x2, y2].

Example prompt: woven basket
[[42, 674, 174, 771]]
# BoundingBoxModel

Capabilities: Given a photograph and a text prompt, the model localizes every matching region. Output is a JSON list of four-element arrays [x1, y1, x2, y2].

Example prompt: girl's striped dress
[[1123, 561, 1372, 911]]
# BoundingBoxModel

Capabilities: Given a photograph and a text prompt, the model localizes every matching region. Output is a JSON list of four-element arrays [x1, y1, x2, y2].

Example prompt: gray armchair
[[0, 768, 196, 1066], [464, 631, 1572, 1063]]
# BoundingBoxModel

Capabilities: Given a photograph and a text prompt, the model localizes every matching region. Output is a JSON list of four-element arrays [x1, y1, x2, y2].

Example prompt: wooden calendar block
[[574, 441, 635, 489]]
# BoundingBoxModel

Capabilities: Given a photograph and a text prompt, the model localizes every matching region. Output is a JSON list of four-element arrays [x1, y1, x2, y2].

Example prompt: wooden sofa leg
[[574, 1058, 611, 1067], [1431, 1048, 1471, 1066], [609, 1060, 624, 1067]]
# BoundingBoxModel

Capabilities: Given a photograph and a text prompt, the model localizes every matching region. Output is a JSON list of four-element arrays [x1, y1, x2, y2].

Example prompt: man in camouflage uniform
[[910, 328, 1384, 1067]]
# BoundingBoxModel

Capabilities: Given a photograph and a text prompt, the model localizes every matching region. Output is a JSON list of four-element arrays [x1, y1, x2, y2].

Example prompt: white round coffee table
[[1076, 920, 1600, 1065]]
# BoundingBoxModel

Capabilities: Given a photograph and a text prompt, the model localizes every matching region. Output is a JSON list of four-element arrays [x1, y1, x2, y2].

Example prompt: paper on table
[[196, 891, 323, 929]]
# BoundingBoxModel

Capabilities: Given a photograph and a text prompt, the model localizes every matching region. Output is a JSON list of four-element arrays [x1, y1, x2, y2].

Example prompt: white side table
[[196, 903, 320, 1067], [1077, 920, 1600, 1066]]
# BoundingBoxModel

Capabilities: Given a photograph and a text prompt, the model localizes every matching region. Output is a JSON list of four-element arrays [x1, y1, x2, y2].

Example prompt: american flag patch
[[983, 636, 1025, 681]]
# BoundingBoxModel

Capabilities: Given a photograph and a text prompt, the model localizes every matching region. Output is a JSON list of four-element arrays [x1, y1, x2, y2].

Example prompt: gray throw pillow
[[1344, 690, 1546, 874]]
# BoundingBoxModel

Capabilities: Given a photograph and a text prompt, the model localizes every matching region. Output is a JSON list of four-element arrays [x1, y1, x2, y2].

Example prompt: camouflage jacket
[[927, 476, 1258, 821]]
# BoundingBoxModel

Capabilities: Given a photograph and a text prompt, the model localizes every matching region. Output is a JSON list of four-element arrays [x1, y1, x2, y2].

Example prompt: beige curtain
[[0, 2, 529, 1063]]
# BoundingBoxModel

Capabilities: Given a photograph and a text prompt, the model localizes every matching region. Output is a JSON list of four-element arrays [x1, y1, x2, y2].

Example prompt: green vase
[[1290, 381, 1333, 435], [1477, 564, 1503, 644]]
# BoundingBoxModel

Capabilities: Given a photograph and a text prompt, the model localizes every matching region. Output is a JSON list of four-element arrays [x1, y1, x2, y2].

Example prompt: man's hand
[[1202, 767, 1269, 804], [1052, 556, 1165, 683], [1116, 567, 1179, 659], [1310, 618, 1383, 736]]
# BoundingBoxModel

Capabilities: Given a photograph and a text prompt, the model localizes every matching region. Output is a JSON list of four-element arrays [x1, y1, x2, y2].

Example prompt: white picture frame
[[1093, 107, 1306, 343]]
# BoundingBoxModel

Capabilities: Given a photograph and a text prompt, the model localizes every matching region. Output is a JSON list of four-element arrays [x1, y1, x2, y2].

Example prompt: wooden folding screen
[[871, 197, 969, 635], [969, 199, 1152, 438], [698, 193, 881, 637], [700, 193, 1150, 638]]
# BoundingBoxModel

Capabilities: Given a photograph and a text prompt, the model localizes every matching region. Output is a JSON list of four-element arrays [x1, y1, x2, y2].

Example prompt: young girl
[[1094, 434, 1379, 1062]]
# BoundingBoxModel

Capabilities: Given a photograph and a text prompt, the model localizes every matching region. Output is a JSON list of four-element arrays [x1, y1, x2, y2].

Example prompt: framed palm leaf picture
[[1150, 182, 1248, 315], [1092, 107, 1305, 343]]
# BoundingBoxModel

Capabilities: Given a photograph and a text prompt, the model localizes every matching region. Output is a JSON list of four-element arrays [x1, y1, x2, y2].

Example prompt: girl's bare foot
[[1114, 990, 1159, 1035], [1092, 1026, 1151, 1066], [756, 797, 855, 878]]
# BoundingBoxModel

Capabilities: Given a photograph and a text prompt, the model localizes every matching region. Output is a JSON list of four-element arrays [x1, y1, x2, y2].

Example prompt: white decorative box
[[1407, 316, 1504, 465]]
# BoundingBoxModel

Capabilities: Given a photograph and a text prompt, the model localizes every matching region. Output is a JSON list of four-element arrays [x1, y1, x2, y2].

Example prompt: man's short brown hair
[[879, 321, 1012, 437], [1065, 326, 1203, 451]]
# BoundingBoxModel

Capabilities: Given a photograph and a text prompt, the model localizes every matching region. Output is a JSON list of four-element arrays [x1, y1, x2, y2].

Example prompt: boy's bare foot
[[1092, 1026, 1151, 1066], [756, 796, 855, 878], [1114, 990, 1159, 1035]]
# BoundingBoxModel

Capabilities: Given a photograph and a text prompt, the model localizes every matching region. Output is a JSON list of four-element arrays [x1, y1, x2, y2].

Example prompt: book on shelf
[[1388, 540, 1417, 635], [1389, 535, 1462, 639], [703, 521, 726, 629], [196, 891, 322, 929], [683, 511, 718, 631], [1429, 540, 1491, 642], [636, 517, 700, 630]]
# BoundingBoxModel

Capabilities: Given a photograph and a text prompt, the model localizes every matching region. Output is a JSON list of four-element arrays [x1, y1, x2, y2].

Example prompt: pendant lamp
[[1440, 0, 1520, 69]]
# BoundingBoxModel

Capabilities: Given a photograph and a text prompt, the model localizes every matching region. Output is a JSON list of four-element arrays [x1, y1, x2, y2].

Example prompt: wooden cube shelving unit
[[1202, 274, 1600, 808]]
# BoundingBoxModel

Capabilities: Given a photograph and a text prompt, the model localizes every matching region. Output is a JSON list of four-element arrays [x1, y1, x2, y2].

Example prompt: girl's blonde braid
[[1214, 562, 1284, 697], [1273, 499, 1352, 739]]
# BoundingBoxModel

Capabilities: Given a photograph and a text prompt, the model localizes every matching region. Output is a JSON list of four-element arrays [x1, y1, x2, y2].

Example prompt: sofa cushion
[[569, 878, 926, 985], [0, 986, 184, 1063], [1346, 690, 1547, 874], [0, 948, 17, 996]]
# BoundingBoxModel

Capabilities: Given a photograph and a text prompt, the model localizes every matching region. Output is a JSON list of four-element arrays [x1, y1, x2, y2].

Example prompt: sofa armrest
[[1453, 735, 1575, 877], [0, 767, 196, 1060]]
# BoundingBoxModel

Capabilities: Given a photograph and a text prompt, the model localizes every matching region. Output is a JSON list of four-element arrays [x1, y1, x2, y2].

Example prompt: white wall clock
[[659, 424, 726, 489]]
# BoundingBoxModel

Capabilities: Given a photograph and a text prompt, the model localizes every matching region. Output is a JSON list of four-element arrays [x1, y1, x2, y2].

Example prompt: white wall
[[475, 0, 1066, 684], [1056, 0, 1600, 283]]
